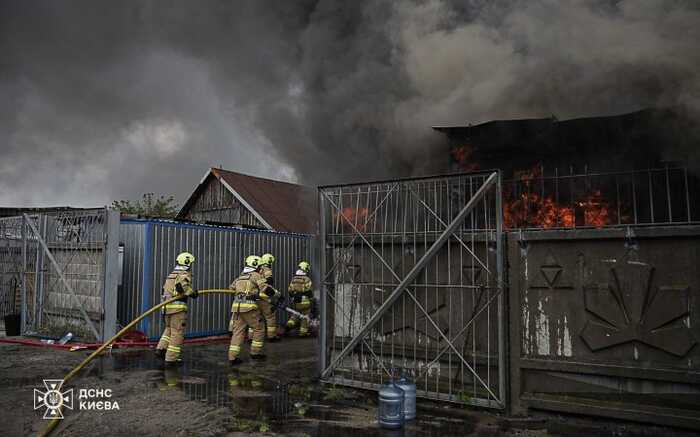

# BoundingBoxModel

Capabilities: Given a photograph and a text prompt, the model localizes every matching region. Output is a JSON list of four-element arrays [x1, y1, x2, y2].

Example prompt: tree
[[112, 193, 180, 218]]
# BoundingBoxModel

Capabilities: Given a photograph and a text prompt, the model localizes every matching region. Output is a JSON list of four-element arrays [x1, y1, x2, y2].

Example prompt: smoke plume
[[1, 0, 698, 206]]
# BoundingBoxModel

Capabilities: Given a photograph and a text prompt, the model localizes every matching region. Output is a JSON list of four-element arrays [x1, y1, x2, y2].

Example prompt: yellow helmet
[[260, 253, 275, 265], [245, 255, 261, 268], [298, 261, 310, 273], [176, 252, 195, 266]]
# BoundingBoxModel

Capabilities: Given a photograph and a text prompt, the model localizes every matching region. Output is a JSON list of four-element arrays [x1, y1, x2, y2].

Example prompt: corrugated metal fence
[[118, 219, 313, 339]]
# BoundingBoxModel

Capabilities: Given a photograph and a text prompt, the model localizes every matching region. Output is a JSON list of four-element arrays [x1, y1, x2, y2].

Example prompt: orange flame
[[333, 207, 370, 232], [504, 166, 614, 229]]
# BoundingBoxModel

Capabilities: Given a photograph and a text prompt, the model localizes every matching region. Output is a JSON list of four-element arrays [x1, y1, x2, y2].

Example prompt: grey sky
[[1, 1, 698, 207]]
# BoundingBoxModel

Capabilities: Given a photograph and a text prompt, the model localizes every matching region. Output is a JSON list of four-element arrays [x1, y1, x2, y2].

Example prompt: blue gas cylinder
[[378, 380, 405, 429], [395, 376, 416, 420]]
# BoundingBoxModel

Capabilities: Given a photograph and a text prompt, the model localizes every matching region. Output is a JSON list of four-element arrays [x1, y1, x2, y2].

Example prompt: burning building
[[435, 107, 700, 230], [318, 107, 700, 431]]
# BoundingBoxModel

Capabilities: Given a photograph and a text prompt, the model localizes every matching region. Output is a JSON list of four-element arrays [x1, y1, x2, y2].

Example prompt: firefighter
[[155, 252, 198, 366], [285, 261, 313, 337], [228, 255, 267, 365], [255, 253, 280, 341]]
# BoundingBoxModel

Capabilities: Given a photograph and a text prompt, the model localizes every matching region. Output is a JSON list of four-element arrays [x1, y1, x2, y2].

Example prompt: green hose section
[[39, 289, 238, 437]]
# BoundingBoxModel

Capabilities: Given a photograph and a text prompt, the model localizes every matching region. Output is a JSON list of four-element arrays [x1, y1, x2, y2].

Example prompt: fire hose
[[39, 289, 244, 437], [266, 284, 312, 322]]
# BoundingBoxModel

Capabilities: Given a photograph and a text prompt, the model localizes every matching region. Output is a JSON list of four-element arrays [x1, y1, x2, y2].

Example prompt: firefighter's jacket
[[162, 265, 193, 315], [288, 270, 313, 310], [230, 267, 267, 313], [259, 265, 274, 301]]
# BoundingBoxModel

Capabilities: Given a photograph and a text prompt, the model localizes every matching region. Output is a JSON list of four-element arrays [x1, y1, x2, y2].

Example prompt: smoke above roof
[[1, 0, 698, 206]]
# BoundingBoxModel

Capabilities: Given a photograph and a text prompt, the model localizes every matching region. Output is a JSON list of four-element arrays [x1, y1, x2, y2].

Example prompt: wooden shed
[[177, 168, 317, 234]]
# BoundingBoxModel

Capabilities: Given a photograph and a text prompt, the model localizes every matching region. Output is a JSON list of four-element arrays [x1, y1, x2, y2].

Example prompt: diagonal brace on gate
[[23, 214, 101, 339], [321, 172, 499, 381]]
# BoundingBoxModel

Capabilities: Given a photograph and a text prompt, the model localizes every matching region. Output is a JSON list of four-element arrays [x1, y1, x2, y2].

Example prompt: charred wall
[[439, 108, 700, 177]]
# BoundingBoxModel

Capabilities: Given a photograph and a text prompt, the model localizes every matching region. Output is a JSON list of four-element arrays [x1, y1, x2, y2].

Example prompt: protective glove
[[188, 289, 199, 299]]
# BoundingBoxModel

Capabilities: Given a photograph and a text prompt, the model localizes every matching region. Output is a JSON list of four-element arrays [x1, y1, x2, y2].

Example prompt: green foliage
[[112, 193, 179, 218]]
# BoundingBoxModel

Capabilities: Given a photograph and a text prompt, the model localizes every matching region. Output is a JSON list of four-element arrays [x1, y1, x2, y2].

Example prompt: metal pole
[[648, 170, 655, 223], [321, 172, 498, 379], [21, 216, 28, 333], [23, 213, 100, 339], [665, 165, 672, 222], [496, 171, 506, 406], [318, 188, 328, 376], [34, 216, 45, 328]]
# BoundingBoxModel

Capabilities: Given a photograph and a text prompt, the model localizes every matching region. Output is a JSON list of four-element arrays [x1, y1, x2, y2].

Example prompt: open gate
[[318, 171, 506, 408]]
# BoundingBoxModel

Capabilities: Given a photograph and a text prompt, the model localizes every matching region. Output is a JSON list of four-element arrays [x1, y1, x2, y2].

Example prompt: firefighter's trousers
[[156, 311, 187, 362], [229, 309, 264, 360], [286, 305, 311, 336], [248, 300, 277, 339]]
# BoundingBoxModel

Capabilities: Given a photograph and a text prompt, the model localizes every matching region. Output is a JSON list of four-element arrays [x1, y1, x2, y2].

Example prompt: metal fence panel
[[318, 171, 506, 409], [0, 216, 34, 325], [503, 166, 700, 230], [117, 222, 145, 334], [0, 210, 119, 341], [118, 219, 313, 339]]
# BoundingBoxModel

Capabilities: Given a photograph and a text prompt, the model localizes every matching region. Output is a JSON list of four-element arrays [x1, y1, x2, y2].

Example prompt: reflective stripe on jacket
[[162, 265, 192, 314], [289, 271, 313, 309], [229, 268, 266, 313]]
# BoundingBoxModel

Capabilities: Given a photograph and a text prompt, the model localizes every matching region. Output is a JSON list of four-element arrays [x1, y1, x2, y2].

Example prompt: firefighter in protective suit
[[228, 255, 267, 365], [285, 261, 313, 337], [155, 252, 198, 366], [250, 253, 280, 341]]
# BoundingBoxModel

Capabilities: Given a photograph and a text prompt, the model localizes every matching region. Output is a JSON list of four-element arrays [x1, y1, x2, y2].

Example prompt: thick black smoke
[[1, 1, 698, 206]]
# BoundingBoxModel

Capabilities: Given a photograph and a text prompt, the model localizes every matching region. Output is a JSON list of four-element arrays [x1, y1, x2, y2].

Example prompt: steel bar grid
[[319, 171, 505, 408], [0, 209, 119, 341], [0, 216, 35, 324], [503, 166, 699, 230]]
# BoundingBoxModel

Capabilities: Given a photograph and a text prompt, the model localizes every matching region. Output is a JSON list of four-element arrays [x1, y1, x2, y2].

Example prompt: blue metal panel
[[119, 218, 312, 339], [140, 222, 153, 334]]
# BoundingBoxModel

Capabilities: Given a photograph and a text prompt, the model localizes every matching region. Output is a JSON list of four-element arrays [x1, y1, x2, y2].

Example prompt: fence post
[[102, 209, 121, 341], [21, 215, 27, 333]]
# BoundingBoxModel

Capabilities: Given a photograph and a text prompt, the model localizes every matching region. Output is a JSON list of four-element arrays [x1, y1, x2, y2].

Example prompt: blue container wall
[[118, 219, 313, 339]]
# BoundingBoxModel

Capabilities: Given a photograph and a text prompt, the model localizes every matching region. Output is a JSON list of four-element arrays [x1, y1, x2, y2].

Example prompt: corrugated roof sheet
[[179, 168, 317, 235]]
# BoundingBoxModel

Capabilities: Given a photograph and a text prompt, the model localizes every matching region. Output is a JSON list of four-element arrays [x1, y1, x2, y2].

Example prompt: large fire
[[504, 166, 614, 229]]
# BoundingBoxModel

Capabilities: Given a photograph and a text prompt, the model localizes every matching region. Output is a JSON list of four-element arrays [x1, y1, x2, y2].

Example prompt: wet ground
[[0, 338, 696, 437]]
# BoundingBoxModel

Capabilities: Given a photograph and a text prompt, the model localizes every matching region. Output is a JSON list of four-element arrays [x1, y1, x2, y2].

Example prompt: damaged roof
[[178, 168, 317, 235]]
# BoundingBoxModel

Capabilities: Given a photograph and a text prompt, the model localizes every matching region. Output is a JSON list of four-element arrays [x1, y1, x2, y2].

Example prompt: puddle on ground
[[86, 350, 478, 436]]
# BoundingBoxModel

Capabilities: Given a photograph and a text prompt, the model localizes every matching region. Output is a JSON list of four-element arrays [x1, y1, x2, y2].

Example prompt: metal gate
[[0, 209, 120, 341], [0, 216, 35, 325], [318, 171, 505, 408]]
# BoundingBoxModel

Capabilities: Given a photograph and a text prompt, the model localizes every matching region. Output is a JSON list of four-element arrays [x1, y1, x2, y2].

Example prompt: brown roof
[[179, 168, 317, 234]]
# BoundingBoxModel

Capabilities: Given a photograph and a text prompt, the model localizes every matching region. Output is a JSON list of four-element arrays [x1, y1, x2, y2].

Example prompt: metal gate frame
[[318, 171, 506, 408], [2, 209, 121, 341]]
